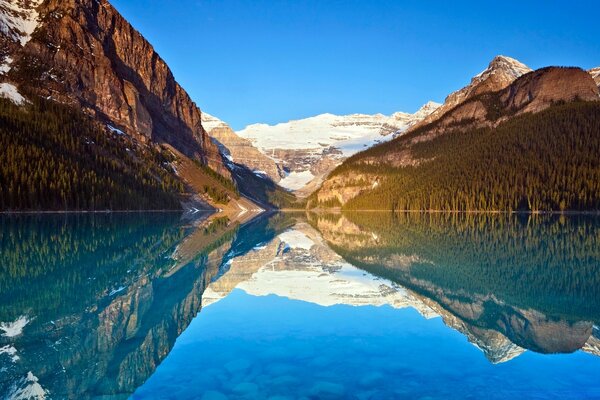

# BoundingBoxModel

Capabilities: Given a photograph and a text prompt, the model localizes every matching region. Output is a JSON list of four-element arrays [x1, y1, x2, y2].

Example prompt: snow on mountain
[[0, 0, 44, 74], [0, 82, 26, 104], [0, 315, 30, 337], [236, 102, 440, 191], [0, 0, 43, 45], [238, 103, 440, 156]]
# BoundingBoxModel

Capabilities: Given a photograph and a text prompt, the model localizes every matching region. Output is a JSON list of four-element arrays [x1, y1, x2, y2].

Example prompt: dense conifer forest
[[330, 101, 600, 212], [0, 98, 185, 211]]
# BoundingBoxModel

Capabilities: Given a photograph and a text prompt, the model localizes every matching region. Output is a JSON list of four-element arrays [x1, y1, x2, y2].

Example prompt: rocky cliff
[[1, 0, 227, 175], [202, 113, 284, 182]]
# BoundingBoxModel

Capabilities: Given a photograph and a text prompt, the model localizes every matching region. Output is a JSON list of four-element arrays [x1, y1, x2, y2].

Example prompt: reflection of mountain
[[0, 213, 247, 399], [309, 212, 600, 363], [202, 222, 437, 319]]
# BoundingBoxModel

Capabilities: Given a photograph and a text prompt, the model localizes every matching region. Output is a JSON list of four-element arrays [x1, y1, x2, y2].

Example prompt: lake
[[1, 212, 599, 399]]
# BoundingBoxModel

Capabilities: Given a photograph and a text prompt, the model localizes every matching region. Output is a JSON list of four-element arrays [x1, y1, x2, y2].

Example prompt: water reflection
[[309, 212, 600, 360], [0, 212, 599, 399]]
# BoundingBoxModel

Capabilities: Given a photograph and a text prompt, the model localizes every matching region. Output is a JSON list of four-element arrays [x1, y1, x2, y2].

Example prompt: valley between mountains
[[1, 0, 599, 214]]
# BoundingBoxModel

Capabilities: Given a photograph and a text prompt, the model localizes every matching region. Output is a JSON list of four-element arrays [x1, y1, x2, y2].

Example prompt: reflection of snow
[[279, 229, 315, 250], [0, 345, 19, 362], [7, 371, 47, 400], [203, 226, 438, 318], [0, 316, 30, 337], [109, 286, 126, 296]]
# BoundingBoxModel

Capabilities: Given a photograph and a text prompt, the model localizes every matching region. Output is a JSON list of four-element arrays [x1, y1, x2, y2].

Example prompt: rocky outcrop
[[2, 0, 227, 175], [590, 67, 600, 89], [202, 113, 284, 182]]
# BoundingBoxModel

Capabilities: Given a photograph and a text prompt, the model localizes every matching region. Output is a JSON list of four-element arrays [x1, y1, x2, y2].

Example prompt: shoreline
[[2, 209, 600, 216], [0, 209, 201, 215]]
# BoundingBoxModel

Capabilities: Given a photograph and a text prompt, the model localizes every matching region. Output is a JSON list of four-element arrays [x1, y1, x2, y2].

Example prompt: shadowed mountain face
[[1, 212, 599, 398]]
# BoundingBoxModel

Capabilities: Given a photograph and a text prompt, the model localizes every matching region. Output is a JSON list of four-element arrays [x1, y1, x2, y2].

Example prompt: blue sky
[[111, 0, 599, 130]]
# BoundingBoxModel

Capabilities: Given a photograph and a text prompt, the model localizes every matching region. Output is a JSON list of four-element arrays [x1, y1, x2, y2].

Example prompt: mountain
[[235, 102, 440, 194], [0, 0, 273, 212], [409, 55, 532, 132], [313, 58, 600, 211]]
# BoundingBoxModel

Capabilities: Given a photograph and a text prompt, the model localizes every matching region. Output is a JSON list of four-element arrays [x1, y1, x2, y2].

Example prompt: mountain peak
[[475, 55, 532, 82]]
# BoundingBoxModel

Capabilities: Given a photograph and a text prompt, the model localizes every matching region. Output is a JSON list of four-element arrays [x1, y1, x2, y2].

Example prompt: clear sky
[[110, 0, 599, 130]]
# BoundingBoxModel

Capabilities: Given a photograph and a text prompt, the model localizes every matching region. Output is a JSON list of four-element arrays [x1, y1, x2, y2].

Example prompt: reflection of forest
[[310, 212, 600, 357], [0, 213, 289, 399]]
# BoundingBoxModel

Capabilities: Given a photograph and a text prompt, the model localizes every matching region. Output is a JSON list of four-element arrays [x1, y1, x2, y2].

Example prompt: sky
[[110, 0, 600, 130]]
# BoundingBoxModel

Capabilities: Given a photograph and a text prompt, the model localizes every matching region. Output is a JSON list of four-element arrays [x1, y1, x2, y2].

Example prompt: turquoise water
[[1, 212, 599, 399], [133, 290, 600, 400]]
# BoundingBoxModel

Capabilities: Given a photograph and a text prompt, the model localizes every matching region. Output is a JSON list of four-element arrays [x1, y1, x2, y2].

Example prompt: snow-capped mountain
[[235, 102, 440, 192], [409, 55, 532, 132]]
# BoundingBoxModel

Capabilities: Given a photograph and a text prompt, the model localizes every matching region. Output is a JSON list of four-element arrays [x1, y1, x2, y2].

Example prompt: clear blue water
[[1, 212, 599, 399], [133, 290, 600, 400]]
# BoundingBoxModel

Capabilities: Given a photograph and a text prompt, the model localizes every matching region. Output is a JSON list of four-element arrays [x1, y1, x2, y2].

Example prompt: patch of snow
[[107, 124, 125, 135], [7, 371, 47, 400], [0, 316, 30, 337], [278, 170, 315, 190], [201, 112, 228, 133], [0, 55, 13, 74], [252, 170, 268, 178], [109, 286, 126, 296], [0, 345, 19, 362], [0, 82, 26, 105], [0, 0, 44, 46], [278, 229, 315, 250]]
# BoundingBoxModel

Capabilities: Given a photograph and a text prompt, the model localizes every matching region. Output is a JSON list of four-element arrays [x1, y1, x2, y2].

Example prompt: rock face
[[410, 55, 532, 132], [202, 113, 285, 182], [1, 0, 227, 174], [236, 102, 440, 192], [590, 67, 600, 88]]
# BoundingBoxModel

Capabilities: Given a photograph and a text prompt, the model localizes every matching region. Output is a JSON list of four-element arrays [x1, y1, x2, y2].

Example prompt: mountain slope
[[201, 112, 284, 182], [0, 96, 185, 210], [314, 66, 600, 211], [235, 102, 440, 193]]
